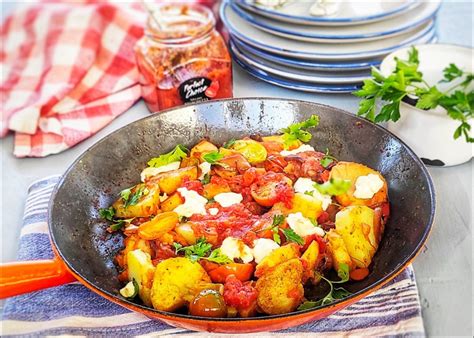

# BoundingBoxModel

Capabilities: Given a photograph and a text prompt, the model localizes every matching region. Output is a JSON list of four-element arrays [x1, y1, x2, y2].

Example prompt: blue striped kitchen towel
[[1, 176, 425, 337]]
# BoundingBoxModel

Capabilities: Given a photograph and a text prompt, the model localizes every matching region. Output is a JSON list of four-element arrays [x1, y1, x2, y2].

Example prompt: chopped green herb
[[320, 148, 337, 169], [123, 186, 145, 208], [272, 230, 281, 245], [108, 218, 134, 232], [304, 191, 314, 197], [201, 173, 211, 185], [281, 228, 304, 245], [147, 144, 188, 168], [280, 115, 320, 149], [272, 214, 285, 227], [174, 237, 213, 263], [223, 138, 236, 149], [203, 249, 232, 264], [99, 206, 115, 221], [203, 151, 224, 164], [314, 178, 351, 196], [120, 188, 131, 204]]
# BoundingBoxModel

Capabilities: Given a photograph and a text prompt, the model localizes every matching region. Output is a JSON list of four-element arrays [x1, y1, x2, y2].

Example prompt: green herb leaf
[[201, 173, 211, 185], [441, 63, 464, 83], [203, 151, 224, 164], [124, 186, 145, 208], [99, 206, 115, 221], [175, 237, 213, 262], [320, 148, 337, 169], [173, 242, 183, 254], [281, 115, 320, 149], [147, 145, 188, 168], [336, 263, 350, 283], [120, 188, 131, 204], [272, 214, 285, 227], [297, 301, 318, 311], [281, 228, 304, 245], [108, 218, 134, 232], [314, 178, 351, 196], [304, 190, 314, 197], [223, 139, 236, 149], [415, 86, 444, 110], [204, 249, 232, 264], [272, 231, 281, 245], [408, 46, 419, 64]]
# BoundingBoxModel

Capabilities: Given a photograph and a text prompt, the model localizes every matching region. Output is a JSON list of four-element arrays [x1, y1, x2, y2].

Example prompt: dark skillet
[[5, 98, 437, 333]]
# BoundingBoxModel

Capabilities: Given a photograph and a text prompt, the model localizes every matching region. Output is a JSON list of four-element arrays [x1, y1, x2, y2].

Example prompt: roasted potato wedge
[[255, 243, 300, 277], [335, 205, 381, 268], [202, 182, 231, 199], [190, 140, 218, 161], [256, 258, 304, 315], [127, 249, 155, 306], [301, 240, 320, 281], [330, 161, 388, 208], [150, 257, 211, 312], [149, 166, 198, 195], [272, 193, 323, 220], [327, 230, 354, 272], [113, 184, 160, 218], [138, 212, 179, 240], [160, 192, 184, 212]]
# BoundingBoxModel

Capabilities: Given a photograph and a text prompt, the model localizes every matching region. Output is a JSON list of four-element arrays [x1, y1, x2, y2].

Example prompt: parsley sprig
[[297, 263, 352, 310], [147, 145, 188, 168], [354, 47, 474, 142], [320, 148, 338, 169], [203, 151, 224, 164], [281, 228, 305, 245], [173, 238, 232, 264], [98, 206, 134, 232], [281, 115, 320, 149], [121, 185, 146, 208]]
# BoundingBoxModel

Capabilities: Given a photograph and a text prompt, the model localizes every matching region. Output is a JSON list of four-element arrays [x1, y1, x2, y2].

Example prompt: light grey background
[[1, 1, 473, 336]]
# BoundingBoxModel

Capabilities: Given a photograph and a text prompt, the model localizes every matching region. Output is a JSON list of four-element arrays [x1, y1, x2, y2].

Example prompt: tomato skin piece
[[250, 172, 293, 207], [207, 263, 255, 284], [350, 267, 370, 281]]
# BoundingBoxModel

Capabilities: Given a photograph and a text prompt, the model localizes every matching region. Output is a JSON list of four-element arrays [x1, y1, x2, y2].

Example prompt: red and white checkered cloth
[[1, 1, 146, 157]]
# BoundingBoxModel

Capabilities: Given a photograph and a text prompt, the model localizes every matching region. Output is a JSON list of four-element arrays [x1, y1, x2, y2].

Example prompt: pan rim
[[48, 97, 436, 323]]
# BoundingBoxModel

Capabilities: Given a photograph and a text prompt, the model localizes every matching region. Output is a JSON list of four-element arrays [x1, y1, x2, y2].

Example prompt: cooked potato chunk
[[330, 161, 388, 208], [335, 205, 381, 268], [150, 257, 211, 312], [149, 166, 198, 195], [113, 184, 160, 218], [301, 240, 320, 281], [327, 230, 353, 272], [202, 182, 231, 199], [256, 258, 304, 315], [272, 193, 323, 220], [138, 211, 179, 240], [160, 192, 184, 212], [261, 135, 302, 150], [255, 243, 300, 277], [127, 249, 155, 306], [190, 140, 218, 161]]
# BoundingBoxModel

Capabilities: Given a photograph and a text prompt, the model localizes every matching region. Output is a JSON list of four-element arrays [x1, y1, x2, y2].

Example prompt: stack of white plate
[[221, 0, 440, 93]]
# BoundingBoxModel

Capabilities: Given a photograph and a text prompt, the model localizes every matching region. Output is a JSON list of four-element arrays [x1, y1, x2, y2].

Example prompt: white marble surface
[[1, 1, 473, 336]]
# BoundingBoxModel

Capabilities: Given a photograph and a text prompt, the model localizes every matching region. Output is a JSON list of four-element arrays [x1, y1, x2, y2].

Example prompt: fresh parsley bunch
[[354, 47, 474, 142]]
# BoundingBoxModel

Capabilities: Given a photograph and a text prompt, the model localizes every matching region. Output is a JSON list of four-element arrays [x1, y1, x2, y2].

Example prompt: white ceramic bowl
[[380, 44, 473, 167]]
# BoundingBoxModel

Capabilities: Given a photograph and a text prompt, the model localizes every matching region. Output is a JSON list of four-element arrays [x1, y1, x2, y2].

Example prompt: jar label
[[179, 77, 213, 103]]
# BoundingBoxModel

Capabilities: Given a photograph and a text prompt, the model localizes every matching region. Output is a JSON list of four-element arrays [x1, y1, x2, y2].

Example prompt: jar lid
[[146, 3, 216, 44]]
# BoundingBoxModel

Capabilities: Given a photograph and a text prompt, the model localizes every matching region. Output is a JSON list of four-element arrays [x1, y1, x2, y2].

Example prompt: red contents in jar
[[135, 4, 233, 112]]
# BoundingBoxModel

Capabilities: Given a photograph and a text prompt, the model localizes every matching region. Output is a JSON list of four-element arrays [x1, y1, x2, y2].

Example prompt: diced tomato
[[263, 154, 287, 173], [181, 178, 204, 194], [250, 172, 294, 207], [207, 263, 255, 284], [223, 275, 258, 310], [242, 167, 264, 187], [317, 211, 330, 224], [302, 233, 327, 254]]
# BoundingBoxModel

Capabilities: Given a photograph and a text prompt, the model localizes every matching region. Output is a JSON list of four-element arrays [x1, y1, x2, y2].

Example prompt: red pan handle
[[0, 258, 76, 298]]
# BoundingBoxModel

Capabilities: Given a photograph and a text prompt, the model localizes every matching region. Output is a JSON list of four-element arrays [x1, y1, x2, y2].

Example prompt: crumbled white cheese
[[220, 237, 254, 263], [287, 212, 325, 237], [173, 188, 207, 218], [280, 144, 315, 156], [353, 174, 384, 199], [252, 238, 280, 263], [293, 177, 332, 210], [214, 192, 243, 208], [159, 193, 169, 203], [140, 161, 180, 182], [208, 208, 219, 216], [198, 162, 212, 180]]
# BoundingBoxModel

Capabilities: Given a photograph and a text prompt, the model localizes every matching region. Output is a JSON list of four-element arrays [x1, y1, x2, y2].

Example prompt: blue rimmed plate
[[235, 0, 418, 26], [230, 40, 370, 85], [231, 38, 382, 72], [221, 2, 436, 61], [230, 0, 440, 43], [231, 51, 361, 93]]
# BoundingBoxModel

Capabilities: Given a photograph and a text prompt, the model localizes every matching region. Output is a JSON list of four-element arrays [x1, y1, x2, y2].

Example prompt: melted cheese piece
[[173, 188, 207, 218], [198, 162, 211, 180], [208, 208, 219, 216], [280, 144, 315, 156], [214, 192, 243, 208], [354, 174, 384, 199], [252, 238, 280, 263], [220, 237, 253, 263], [293, 177, 332, 210], [287, 212, 325, 237], [140, 162, 180, 182]]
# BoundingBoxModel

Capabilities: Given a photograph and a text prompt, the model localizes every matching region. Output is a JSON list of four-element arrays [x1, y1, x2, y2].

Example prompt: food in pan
[[99, 115, 390, 317]]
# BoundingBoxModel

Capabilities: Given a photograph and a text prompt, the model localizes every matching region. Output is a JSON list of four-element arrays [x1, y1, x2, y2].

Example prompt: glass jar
[[135, 3, 233, 112]]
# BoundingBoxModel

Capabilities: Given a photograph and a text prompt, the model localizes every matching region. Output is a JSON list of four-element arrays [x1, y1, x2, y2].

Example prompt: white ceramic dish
[[221, 3, 436, 61], [230, 41, 369, 84], [231, 0, 439, 43], [236, 0, 418, 26], [380, 44, 474, 167], [231, 38, 383, 71]]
